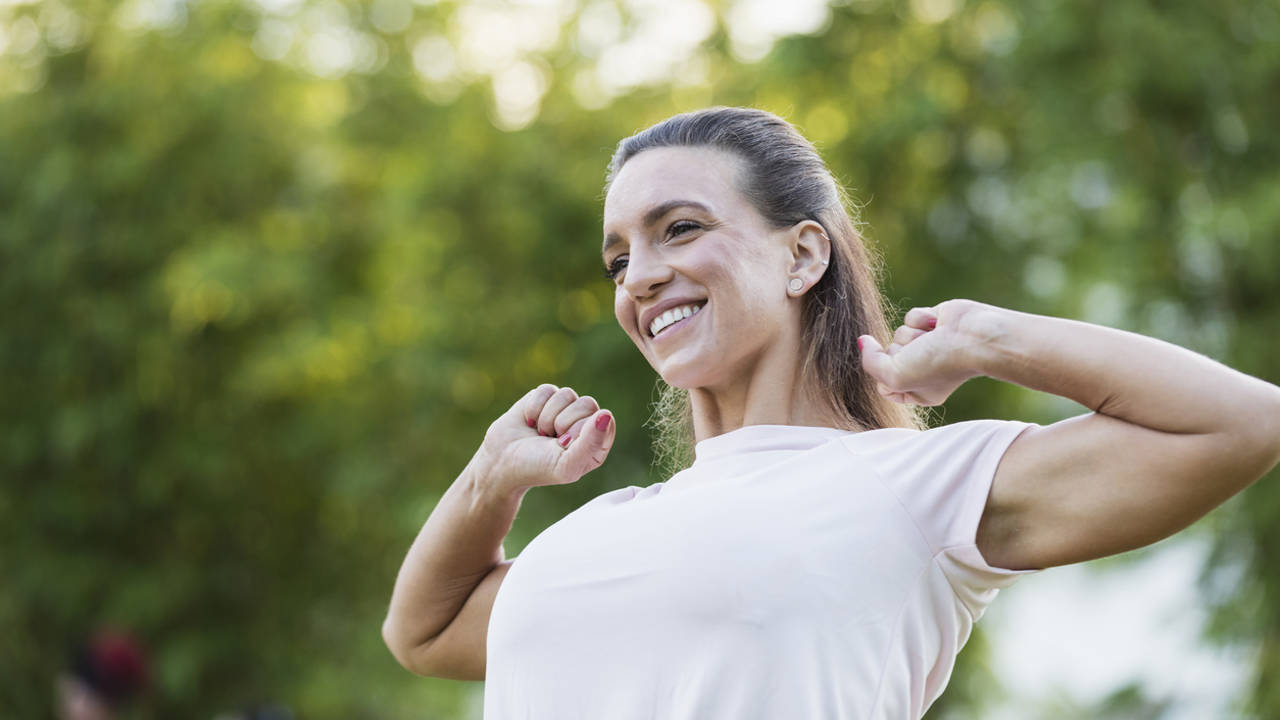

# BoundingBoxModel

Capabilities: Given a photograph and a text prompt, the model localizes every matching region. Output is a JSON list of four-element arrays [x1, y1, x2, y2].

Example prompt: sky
[[985, 533, 1253, 718]]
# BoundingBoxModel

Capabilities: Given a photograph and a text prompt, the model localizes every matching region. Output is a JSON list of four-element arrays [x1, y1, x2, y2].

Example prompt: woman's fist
[[856, 299, 997, 406], [475, 384, 616, 495]]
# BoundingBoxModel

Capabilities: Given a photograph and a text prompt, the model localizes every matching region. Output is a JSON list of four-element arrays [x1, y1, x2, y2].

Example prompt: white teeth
[[649, 303, 704, 337]]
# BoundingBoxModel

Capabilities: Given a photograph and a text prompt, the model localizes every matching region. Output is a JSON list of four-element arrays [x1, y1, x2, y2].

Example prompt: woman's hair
[[604, 106, 928, 475]]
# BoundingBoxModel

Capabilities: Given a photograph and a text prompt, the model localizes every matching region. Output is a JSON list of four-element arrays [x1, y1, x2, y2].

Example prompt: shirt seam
[[840, 438, 982, 623], [867, 561, 934, 718], [840, 439, 942, 558]]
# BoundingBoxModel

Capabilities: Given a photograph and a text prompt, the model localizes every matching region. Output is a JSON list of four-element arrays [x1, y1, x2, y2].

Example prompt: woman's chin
[[642, 333, 725, 389], [653, 358, 714, 390]]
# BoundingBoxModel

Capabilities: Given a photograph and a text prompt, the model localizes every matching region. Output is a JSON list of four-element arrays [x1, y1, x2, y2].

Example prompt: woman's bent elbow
[[381, 617, 437, 677], [1241, 385, 1280, 479]]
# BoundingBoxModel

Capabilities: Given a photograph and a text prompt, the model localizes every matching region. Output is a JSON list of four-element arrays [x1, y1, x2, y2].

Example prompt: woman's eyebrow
[[602, 199, 713, 255]]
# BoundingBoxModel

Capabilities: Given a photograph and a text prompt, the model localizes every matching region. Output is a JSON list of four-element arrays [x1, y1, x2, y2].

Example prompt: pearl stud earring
[[788, 277, 804, 292]]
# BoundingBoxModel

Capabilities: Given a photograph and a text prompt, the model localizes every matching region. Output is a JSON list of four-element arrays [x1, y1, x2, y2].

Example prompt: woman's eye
[[668, 220, 700, 238], [603, 256, 628, 281]]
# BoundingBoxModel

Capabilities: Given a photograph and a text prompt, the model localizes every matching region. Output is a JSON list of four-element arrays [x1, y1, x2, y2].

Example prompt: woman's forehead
[[604, 146, 747, 222]]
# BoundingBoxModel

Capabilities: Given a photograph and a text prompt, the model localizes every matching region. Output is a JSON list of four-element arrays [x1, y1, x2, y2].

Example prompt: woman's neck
[[687, 369, 850, 442]]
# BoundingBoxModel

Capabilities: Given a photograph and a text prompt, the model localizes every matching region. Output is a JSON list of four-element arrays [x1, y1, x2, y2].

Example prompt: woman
[[382, 107, 1280, 718]]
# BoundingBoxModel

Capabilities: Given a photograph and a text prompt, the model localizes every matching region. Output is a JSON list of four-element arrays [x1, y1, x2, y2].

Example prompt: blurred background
[[1, 0, 1278, 717]]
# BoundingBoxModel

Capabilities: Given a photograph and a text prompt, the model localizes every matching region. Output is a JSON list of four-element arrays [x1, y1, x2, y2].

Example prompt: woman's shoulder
[[564, 483, 665, 518], [842, 417, 1032, 443], [835, 417, 1038, 470]]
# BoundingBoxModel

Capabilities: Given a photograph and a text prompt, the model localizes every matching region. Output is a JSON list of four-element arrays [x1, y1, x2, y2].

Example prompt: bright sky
[[985, 533, 1253, 718], [250, 0, 831, 128]]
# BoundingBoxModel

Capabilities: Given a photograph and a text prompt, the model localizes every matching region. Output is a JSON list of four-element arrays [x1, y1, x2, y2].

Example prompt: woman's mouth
[[649, 302, 706, 339]]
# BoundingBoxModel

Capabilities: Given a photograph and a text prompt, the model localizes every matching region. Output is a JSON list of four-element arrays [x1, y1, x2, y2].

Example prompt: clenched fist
[[472, 384, 617, 496], [857, 298, 999, 407]]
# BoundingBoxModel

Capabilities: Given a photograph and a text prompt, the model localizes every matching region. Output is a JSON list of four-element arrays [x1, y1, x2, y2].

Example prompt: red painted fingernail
[[526, 418, 535, 427], [595, 413, 612, 432], [558, 434, 571, 447], [857, 337, 864, 351], [927, 316, 937, 329]]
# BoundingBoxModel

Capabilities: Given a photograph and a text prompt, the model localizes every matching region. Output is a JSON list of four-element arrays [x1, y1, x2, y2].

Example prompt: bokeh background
[[2, 0, 1279, 717]]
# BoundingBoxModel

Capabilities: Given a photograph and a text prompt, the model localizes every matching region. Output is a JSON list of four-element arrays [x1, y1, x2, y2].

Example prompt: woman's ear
[[786, 220, 832, 292]]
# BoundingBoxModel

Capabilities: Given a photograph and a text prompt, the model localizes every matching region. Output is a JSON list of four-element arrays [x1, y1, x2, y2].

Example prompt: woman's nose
[[621, 246, 673, 298]]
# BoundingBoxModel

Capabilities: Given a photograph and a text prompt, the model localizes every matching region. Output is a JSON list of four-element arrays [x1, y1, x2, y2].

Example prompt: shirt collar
[[692, 424, 853, 465]]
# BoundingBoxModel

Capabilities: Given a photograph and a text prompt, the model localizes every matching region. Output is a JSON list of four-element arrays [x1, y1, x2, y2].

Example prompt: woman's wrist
[[950, 300, 1026, 383], [464, 447, 531, 511]]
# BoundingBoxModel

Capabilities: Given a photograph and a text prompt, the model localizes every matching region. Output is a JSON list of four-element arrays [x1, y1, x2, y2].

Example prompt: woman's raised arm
[[382, 384, 615, 678], [858, 299, 1280, 570]]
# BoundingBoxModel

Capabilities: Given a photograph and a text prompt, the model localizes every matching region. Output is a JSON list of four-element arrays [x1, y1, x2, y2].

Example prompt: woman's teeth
[[650, 304, 703, 337]]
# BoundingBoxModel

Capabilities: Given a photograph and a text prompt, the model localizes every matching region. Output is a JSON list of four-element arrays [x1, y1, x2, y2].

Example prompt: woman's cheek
[[614, 292, 639, 338]]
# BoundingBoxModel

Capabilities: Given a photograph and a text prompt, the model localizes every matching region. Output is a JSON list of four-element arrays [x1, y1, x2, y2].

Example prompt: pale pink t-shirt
[[484, 418, 1040, 719]]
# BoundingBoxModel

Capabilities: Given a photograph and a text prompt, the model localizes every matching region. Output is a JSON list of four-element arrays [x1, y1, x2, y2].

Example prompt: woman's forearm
[[382, 451, 525, 665], [964, 306, 1280, 440]]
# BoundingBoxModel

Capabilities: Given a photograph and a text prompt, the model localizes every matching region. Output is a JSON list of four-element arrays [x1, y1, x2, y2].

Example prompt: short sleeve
[[843, 419, 1041, 614]]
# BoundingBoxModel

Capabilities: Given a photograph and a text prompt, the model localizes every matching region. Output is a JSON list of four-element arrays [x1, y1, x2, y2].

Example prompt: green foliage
[[1, 0, 1276, 717]]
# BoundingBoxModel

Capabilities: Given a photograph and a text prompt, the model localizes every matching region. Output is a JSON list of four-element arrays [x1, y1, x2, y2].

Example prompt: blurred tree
[[0, 0, 1276, 717]]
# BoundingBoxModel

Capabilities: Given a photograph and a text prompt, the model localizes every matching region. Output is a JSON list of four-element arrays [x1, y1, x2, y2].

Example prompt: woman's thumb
[[858, 335, 898, 387], [558, 409, 615, 481]]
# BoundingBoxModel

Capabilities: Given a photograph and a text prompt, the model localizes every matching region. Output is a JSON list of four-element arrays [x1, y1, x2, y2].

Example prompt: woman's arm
[[382, 458, 523, 678], [858, 300, 1280, 570], [382, 384, 615, 677]]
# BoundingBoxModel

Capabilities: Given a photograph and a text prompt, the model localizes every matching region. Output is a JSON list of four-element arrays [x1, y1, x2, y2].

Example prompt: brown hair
[[604, 107, 927, 474]]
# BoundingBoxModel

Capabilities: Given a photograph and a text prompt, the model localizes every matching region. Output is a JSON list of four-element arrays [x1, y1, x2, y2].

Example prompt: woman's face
[[602, 146, 802, 391]]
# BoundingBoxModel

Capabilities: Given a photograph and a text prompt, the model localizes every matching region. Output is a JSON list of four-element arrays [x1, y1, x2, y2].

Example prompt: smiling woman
[[597, 112, 925, 466], [382, 107, 1280, 720]]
